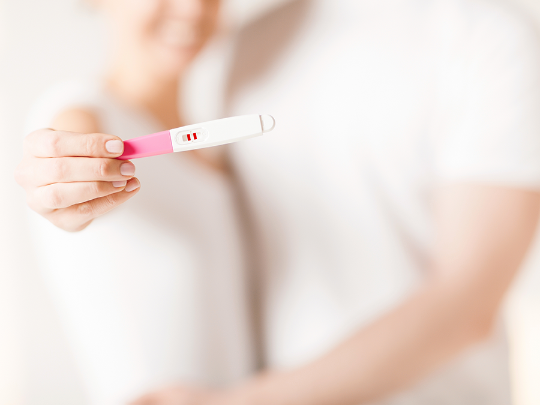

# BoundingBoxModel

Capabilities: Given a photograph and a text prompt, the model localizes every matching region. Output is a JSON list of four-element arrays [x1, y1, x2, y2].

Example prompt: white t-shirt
[[25, 80, 255, 405], [225, 0, 540, 403]]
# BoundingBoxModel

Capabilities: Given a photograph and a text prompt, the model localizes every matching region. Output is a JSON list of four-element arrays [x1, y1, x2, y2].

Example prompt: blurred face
[[100, 0, 220, 75]]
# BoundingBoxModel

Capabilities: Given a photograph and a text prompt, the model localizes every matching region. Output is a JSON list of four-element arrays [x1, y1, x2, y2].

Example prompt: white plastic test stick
[[118, 114, 275, 160]]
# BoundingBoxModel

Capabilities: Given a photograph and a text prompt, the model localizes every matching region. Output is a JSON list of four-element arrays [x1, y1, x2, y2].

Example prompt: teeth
[[158, 22, 200, 48]]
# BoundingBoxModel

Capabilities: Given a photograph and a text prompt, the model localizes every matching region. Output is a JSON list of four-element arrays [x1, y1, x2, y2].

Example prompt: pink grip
[[118, 131, 173, 160]]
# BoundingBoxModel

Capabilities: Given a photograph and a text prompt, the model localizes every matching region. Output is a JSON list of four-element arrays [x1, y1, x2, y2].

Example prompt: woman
[[16, 1, 254, 404], [18, 0, 540, 405]]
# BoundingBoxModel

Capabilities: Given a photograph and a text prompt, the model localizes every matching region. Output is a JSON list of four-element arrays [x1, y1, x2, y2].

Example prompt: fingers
[[30, 157, 136, 186], [129, 388, 182, 405], [25, 128, 124, 158], [129, 392, 178, 405], [46, 178, 141, 232], [129, 394, 152, 405], [17, 128, 141, 233], [128, 386, 216, 405], [32, 181, 128, 210]]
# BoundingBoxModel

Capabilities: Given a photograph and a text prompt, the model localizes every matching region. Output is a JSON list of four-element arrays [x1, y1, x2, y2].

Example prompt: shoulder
[[51, 108, 101, 134], [25, 79, 105, 134], [432, 0, 540, 46], [426, 0, 540, 98]]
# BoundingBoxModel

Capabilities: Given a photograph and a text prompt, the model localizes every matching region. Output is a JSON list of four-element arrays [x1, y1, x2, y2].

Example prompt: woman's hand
[[129, 385, 234, 405], [15, 128, 140, 232]]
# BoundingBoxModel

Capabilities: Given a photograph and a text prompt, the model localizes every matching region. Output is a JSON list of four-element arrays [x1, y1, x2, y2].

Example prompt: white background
[[1, 0, 540, 404]]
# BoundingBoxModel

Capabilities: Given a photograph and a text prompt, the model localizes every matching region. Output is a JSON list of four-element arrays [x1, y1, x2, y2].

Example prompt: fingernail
[[125, 179, 140, 192], [120, 162, 136, 176], [106, 140, 123, 154], [112, 180, 127, 188]]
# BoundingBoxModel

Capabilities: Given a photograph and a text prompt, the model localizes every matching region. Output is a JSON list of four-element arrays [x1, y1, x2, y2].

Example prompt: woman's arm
[[221, 183, 540, 405]]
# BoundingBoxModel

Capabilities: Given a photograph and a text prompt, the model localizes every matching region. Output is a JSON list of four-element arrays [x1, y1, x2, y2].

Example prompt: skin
[[15, 129, 139, 232], [15, 0, 221, 232]]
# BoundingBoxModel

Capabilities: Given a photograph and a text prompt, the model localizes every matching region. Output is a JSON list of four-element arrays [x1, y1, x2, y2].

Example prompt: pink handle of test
[[118, 131, 173, 160]]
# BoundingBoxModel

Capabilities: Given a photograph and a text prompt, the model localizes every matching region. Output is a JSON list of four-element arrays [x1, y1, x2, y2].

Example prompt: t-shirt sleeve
[[434, 5, 540, 189]]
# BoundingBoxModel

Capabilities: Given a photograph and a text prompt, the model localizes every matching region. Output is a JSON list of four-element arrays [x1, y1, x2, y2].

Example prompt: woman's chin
[[153, 45, 200, 75]]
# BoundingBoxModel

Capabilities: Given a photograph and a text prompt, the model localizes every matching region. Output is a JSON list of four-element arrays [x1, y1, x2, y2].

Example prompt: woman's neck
[[106, 53, 184, 130]]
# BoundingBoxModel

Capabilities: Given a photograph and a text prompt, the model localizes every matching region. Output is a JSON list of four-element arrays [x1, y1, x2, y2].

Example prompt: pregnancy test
[[118, 114, 275, 160]]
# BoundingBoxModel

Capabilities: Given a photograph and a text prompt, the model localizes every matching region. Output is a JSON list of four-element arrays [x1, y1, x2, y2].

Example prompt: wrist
[[215, 372, 284, 405]]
